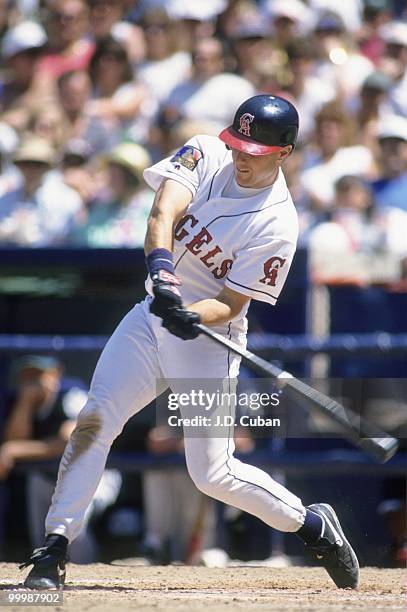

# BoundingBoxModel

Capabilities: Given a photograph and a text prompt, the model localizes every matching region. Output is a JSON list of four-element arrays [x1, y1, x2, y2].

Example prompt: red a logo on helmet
[[259, 256, 286, 286], [238, 113, 255, 137]]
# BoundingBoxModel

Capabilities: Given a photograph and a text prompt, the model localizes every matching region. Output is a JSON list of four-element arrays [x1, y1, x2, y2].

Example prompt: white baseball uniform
[[45, 135, 306, 544]]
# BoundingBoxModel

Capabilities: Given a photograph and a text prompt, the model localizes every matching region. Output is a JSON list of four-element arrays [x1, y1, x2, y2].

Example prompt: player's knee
[[75, 394, 123, 443], [187, 465, 228, 499]]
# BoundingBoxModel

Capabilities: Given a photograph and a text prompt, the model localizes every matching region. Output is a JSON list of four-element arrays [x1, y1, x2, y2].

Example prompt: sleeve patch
[[170, 145, 203, 171]]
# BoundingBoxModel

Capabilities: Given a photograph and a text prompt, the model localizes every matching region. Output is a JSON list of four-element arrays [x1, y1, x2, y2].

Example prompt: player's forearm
[[187, 298, 235, 326], [145, 179, 192, 254], [188, 286, 250, 326]]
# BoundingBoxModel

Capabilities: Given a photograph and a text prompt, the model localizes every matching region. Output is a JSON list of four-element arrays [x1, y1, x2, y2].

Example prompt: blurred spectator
[[162, 37, 255, 129], [301, 101, 374, 209], [0, 135, 83, 246], [141, 425, 216, 564], [378, 21, 407, 116], [60, 138, 102, 203], [370, 115, 407, 212], [56, 69, 117, 156], [37, 0, 94, 81], [312, 10, 374, 102], [68, 142, 153, 247], [86, 0, 145, 64], [86, 36, 150, 143], [141, 419, 254, 565], [266, 0, 313, 49], [358, 0, 392, 64], [137, 9, 191, 107], [0, 355, 96, 562], [282, 38, 336, 142], [308, 0, 362, 33], [308, 175, 407, 284], [228, 10, 273, 87], [166, 1, 221, 52], [0, 21, 48, 132], [353, 71, 393, 148]]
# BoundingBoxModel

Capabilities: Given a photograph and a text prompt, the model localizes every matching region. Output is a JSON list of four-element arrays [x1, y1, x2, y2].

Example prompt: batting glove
[[150, 269, 183, 319], [162, 308, 201, 341]]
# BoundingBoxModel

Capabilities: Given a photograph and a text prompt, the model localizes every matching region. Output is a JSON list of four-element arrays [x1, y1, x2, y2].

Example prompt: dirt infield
[[0, 563, 405, 611]]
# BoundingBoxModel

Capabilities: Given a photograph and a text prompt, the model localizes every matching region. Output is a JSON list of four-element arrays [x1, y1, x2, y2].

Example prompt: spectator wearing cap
[[312, 10, 375, 102], [68, 142, 154, 247], [162, 37, 255, 130], [0, 22, 49, 132], [301, 101, 374, 209], [378, 21, 407, 116], [0, 355, 113, 563], [227, 11, 272, 87], [353, 71, 393, 149], [137, 9, 192, 107], [0, 135, 83, 246], [370, 115, 407, 213], [86, 36, 151, 144], [281, 38, 336, 142], [165, 0, 223, 54], [308, 0, 362, 33], [264, 0, 313, 49]]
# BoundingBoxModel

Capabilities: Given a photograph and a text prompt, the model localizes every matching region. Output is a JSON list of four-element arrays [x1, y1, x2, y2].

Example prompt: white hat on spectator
[[376, 115, 407, 141], [380, 21, 407, 47], [167, 0, 227, 21], [2, 21, 47, 59], [266, 0, 313, 24]]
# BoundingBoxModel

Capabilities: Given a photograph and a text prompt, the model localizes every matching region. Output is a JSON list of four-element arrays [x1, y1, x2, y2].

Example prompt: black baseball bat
[[197, 324, 399, 463]]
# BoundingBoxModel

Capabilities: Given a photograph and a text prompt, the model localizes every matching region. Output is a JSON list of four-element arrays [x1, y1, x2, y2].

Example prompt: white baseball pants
[[45, 298, 305, 543]]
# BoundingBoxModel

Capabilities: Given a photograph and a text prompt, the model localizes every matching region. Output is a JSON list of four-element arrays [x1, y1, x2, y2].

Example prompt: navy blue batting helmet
[[219, 94, 299, 156]]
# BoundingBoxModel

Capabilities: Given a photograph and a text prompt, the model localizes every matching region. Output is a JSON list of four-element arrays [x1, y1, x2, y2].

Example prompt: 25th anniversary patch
[[171, 146, 203, 171]]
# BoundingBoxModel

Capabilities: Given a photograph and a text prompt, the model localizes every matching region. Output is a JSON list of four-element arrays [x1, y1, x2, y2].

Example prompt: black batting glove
[[162, 308, 201, 341], [150, 269, 183, 319]]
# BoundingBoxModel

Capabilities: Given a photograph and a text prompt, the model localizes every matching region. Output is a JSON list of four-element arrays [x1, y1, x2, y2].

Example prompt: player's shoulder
[[188, 134, 230, 159]]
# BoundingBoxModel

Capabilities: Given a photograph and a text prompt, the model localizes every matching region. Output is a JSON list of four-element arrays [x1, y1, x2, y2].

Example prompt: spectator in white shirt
[[301, 101, 374, 209], [137, 9, 191, 107], [162, 37, 255, 129], [0, 135, 83, 246]]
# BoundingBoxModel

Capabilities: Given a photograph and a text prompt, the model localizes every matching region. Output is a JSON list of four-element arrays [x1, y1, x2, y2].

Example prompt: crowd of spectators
[[0, 0, 405, 268]]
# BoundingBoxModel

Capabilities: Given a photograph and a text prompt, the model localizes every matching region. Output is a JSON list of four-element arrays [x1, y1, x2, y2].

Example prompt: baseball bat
[[196, 324, 399, 463]]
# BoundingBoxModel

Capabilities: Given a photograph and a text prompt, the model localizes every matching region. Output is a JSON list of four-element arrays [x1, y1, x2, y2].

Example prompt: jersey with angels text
[[143, 135, 299, 335]]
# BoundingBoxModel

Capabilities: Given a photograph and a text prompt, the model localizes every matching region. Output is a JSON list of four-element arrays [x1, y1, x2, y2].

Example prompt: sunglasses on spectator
[[144, 23, 171, 33], [51, 11, 85, 22], [98, 51, 127, 62]]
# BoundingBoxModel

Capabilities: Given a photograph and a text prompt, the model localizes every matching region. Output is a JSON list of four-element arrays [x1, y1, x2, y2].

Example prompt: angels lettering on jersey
[[144, 135, 299, 326]]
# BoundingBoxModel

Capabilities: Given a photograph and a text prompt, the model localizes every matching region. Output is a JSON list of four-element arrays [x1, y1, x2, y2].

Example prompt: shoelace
[[19, 547, 68, 570]]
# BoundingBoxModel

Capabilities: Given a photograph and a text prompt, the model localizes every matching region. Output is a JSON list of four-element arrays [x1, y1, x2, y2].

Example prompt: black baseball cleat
[[19, 535, 68, 590], [306, 503, 359, 589]]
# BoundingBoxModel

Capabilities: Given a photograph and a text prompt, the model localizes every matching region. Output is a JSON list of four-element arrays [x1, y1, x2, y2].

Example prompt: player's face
[[231, 147, 291, 188]]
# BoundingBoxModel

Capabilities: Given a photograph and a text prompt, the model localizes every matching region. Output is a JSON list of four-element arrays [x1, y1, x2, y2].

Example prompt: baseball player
[[20, 95, 359, 590]]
